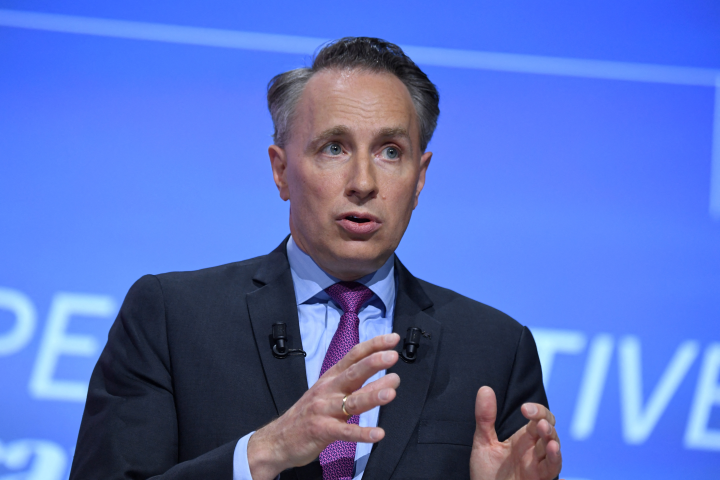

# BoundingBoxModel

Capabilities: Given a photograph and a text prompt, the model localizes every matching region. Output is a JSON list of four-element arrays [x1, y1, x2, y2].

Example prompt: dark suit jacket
[[70, 238, 548, 480]]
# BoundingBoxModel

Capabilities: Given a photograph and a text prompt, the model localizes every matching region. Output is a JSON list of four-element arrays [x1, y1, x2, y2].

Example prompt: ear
[[413, 151, 432, 209], [269, 144, 290, 201]]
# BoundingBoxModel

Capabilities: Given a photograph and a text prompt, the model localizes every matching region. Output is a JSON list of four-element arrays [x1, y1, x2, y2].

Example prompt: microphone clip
[[400, 327, 430, 363], [271, 322, 307, 359]]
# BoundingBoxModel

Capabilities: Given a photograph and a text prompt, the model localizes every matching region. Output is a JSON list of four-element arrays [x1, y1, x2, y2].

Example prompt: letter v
[[619, 336, 699, 444]]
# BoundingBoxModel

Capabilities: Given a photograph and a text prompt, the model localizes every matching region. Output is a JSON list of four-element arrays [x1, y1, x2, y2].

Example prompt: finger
[[521, 403, 556, 426], [326, 422, 386, 444], [473, 386, 498, 446], [344, 386, 397, 416], [336, 350, 399, 392], [536, 440, 562, 478], [354, 373, 401, 396], [533, 436, 546, 460], [340, 374, 400, 416], [536, 419, 560, 448], [525, 419, 539, 440], [331, 333, 400, 375], [546, 440, 561, 466]]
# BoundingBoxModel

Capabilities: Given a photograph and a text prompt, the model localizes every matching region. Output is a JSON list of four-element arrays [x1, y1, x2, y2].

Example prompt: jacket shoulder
[[149, 254, 267, 294], [416, 278, 524, 335]]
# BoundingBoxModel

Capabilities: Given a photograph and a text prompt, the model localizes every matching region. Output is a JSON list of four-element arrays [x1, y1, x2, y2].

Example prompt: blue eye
[[383, 146, 400, 159], [324, 143, 343, 155]]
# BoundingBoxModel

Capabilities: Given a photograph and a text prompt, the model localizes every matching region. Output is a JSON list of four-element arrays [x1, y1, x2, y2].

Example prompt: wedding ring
[[342, 394, 352, 417]]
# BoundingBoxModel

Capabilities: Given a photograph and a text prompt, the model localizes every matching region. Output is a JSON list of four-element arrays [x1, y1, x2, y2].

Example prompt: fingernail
[[385, 334, 397, 344], [525, 404, 538, 416], [370, 429, 381, 441], [383, 351, 394, 362]]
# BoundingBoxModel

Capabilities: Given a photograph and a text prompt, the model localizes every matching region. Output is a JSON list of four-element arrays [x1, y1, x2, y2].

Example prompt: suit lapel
[[247, 244, 441, 479], [364, 258, 442, 480], [247, 239, 309, 416]]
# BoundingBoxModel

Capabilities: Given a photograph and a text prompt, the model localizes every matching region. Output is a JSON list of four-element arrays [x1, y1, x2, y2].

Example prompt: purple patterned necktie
[[319, 281, 374, 480]]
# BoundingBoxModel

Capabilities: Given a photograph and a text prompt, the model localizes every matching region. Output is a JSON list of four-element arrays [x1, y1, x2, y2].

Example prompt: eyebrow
[[307, 125, 411, 151], [376, 127, 410, 140], [307, 125, 351, 150]]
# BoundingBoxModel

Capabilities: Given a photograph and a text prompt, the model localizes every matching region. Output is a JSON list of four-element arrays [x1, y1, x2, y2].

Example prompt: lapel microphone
[[271, 322, 307, 359], [272, 323, 427, 361], [400, 327, 430, 363]]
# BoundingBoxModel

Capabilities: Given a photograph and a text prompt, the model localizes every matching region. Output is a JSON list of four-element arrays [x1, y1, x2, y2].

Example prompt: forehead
[[292, 69, 419, 142]]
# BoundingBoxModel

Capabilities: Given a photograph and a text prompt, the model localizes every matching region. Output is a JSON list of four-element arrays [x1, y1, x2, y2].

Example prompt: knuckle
[[371, 352, 385, 368], [375, 351, 387, 365], [309, 420, 323, 438], [309, 399, 322, 414]]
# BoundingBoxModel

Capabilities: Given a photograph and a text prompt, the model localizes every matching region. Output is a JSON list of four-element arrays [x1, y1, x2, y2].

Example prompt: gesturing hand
[[247, 333, 401, 480], [470, 386, 563, 480]]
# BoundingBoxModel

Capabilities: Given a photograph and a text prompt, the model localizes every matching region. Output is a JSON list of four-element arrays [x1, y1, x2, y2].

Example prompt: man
[[70, 37, 562, 480]]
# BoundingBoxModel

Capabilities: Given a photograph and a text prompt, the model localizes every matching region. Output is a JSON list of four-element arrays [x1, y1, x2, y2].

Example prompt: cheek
[[384, 175, 418, 203], [382, 179, 419, 223], [287, 162, 344, 213]]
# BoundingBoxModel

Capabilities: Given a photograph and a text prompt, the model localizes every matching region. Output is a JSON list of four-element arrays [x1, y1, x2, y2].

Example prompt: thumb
[[474, 386, 499, 446]]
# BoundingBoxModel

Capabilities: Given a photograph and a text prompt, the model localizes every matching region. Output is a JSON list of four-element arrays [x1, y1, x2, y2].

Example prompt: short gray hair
[[267, 37, 440, 151]]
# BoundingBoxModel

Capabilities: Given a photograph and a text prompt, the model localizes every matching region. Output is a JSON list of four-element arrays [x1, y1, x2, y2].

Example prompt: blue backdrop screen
[[1, 2, 719, 479]]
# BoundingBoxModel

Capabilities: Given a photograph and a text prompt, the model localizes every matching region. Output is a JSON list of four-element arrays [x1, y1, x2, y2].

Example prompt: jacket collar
[[247, 236, 309, 416], [364, 256, 440, 480]]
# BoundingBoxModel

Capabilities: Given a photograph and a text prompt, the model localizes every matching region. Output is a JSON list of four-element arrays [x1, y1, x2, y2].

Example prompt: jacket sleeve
[[495, 326, 549, 442], [69, 274, 236, 480]]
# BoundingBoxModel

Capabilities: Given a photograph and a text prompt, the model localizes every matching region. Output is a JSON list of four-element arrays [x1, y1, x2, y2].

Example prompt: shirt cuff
[[233, 431, 256, 480]]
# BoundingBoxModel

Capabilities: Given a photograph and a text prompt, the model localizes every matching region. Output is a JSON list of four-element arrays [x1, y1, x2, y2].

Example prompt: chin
[[328, 240, 391, 273]]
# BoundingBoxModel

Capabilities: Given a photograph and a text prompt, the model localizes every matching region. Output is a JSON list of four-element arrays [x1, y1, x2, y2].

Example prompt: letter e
[[685, 343, 720, 450], [29, 292, 116, 402]]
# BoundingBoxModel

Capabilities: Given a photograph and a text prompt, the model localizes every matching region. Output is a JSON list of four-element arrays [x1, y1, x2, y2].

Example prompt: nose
[[345, 153, 378, 203]]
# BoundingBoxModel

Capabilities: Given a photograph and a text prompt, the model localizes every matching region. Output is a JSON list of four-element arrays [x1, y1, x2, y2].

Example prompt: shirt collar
[[287, 235, 395, 313]]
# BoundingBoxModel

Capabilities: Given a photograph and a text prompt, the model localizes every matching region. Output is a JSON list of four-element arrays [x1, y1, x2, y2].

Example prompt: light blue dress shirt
[[233, 236, 396, 480]]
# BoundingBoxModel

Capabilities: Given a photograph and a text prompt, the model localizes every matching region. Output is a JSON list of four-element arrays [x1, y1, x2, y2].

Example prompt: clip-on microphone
[[271, 322, 306, 359], [400, 327, 426, 363]]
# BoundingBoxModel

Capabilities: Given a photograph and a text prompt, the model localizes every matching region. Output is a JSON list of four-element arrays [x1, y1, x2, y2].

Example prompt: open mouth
[[337, 212, 381, 234], [345, 215, 371, 224]]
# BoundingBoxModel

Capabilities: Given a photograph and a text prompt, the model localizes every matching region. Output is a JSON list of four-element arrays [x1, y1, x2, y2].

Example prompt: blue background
[[1, 2, 719, 479]]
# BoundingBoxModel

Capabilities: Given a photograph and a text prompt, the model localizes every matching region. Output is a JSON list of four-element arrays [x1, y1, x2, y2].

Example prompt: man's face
[[269, 69, 432, 280]]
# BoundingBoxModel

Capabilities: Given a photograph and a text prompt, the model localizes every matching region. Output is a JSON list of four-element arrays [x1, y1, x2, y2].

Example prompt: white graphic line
[[1, 9, 719, 219], [0, 9, 326, 55], [710, 76, 720, 219], [0, 9, 718, 87]]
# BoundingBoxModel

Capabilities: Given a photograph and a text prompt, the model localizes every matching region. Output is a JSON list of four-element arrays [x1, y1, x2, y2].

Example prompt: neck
[[290, 237, 371, 281]]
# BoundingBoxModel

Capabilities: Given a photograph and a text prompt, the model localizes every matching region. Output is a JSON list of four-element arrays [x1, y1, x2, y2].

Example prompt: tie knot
[[325, 281, 374, 315]]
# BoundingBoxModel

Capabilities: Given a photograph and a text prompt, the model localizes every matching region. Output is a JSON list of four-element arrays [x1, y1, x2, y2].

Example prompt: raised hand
[[247, 333, 401, 480], [470, 386, 563, 480]]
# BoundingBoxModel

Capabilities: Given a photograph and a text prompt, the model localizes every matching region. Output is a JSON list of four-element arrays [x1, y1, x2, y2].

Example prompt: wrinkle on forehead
[[291, 69, 420, 151]]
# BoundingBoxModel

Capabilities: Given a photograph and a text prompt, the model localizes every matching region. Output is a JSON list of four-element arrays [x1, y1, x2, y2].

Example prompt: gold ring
[[342, 394, 352, 417]]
